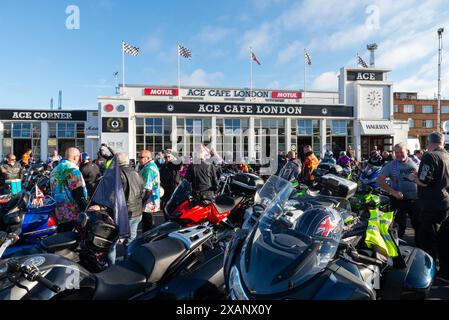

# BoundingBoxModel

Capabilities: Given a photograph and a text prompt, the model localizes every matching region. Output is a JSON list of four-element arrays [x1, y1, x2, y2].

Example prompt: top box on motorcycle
[[321, 174, 357, 199], [316, 163, 343, 176], [230, 173, 264, 195]]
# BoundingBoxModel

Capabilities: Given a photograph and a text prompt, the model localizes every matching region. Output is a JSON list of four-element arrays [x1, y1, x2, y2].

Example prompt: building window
[[442, 106, 449, 114], [403, 105, 415, 113], [291, 120, 320, 156], [422, 105, 434, 113], [423, 120, 434, 128], [326, 120, 352, 157], [136, 117, 172, 156], [217, 119, 249, 163], [394, 105, 399, 113], [255, 119, 286, 163], [408, 119, 415, 128]]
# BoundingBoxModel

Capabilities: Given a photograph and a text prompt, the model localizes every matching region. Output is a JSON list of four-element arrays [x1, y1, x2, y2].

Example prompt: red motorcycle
[[164, 173, 264, 228]]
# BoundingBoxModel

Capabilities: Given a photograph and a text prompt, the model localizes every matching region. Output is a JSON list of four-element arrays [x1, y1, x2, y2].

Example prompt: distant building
[[393, 92, 449, 149]]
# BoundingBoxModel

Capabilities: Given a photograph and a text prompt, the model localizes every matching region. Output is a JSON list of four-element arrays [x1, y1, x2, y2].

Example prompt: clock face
[[366, 89, 383, 108]]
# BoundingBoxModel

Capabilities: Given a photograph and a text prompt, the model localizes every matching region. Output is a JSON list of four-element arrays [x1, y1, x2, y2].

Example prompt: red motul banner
[[271, 91, 302, 99], [144, 88, 179, 96]]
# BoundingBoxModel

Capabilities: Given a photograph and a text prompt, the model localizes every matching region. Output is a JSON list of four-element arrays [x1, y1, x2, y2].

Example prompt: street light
[[438, 28, 444, 132]]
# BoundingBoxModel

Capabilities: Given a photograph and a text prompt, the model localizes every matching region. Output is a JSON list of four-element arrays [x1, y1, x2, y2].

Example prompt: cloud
[[239, 22, 280, 56], [181, 69, 224, 86], [277, 40, 303, 64], [312, 71, 339, 91], [143, 36, 162, 53], [196, 26, 234, 44]]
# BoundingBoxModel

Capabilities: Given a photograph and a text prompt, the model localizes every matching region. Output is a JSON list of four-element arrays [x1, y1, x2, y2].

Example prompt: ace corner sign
[[102, 117, 128, 133], [0, 110, 87, 121]]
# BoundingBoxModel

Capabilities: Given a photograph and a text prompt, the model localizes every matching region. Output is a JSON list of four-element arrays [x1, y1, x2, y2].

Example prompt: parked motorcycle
[[224, 176, 435, 300], [164, 172, 264, 228], [0, 223, 226, 300]]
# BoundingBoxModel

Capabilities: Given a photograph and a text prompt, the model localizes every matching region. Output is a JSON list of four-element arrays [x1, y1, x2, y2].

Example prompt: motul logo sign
[[144, 88, 179, 96], [271, 91, 302, 99]]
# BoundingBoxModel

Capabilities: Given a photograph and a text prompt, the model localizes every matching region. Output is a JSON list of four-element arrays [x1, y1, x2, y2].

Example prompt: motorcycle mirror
[[77, 212, 89, 229]]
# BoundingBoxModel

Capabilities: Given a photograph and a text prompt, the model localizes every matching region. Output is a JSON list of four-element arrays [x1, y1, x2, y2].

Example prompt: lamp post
[[437, 28, 444, 132]]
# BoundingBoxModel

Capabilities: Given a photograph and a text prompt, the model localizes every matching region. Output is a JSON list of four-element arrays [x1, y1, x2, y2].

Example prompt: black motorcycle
[[224, 175, 435, 300], [0, 223, 226, 300]]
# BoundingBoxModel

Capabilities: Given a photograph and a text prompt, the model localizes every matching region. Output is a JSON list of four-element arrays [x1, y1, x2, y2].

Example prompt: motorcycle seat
[[213, 195, 243, 214], [128, 237, 187, 283], [40, 231, 78, 253], [85, 237, 187, 300], [85, 259, 148, 300]]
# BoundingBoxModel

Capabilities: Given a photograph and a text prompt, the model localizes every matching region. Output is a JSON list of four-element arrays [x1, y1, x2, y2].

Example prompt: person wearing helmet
[[321, 150, 336, 165], [80, 152, 101, 198]]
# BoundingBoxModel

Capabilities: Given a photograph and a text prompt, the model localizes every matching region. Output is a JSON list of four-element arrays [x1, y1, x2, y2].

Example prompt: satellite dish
[[443, 120, 449, 133]]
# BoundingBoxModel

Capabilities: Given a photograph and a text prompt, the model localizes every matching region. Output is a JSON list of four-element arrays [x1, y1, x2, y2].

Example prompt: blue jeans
[[129, 215, 143, 243], [107, 215, 143, 264]]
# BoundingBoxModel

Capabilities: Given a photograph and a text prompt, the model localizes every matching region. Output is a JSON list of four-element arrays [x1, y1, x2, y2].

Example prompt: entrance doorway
[[13, 139, 31, 160], [361, 136, 393, 160]]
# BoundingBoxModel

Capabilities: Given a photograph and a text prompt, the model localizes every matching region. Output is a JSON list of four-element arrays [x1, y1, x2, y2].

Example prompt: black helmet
[[295, 206, 343, 242]]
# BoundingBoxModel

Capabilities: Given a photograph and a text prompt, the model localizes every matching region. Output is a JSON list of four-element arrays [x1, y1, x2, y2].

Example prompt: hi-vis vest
[[365, 209, 399, 258], [105, 159, 113, 170]]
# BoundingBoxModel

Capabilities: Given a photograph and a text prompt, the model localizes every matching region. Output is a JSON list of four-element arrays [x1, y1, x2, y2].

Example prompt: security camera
[[438, 28, 444, 35]]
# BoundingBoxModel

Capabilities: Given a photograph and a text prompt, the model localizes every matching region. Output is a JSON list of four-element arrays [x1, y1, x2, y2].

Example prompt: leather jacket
[[0, 162, 23, 182], [120, 165, 145, 218]]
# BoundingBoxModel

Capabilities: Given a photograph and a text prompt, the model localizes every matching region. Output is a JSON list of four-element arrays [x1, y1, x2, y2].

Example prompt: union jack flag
[[31, 186, 45, 208], [316, 217, 336, 237]]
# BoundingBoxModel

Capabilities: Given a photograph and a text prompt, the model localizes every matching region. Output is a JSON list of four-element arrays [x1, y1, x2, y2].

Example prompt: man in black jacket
[[117, 152, 144, 243], [185, 152, 218, 201], [410, 132, 449, 281], [159, 150, 182, 209], [0, 154, 23, 194], [80, 153, 101, 199]]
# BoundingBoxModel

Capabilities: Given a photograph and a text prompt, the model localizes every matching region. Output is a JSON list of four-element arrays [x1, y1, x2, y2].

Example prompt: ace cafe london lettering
[[198, 104, 303, 115]]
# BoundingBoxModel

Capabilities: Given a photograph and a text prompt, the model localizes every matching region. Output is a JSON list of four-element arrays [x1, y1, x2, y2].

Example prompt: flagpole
[[304, 49, 306, 104], [250, 47, 253, 101], [178, 43, 181, 101], [122, 41, 125, 94]]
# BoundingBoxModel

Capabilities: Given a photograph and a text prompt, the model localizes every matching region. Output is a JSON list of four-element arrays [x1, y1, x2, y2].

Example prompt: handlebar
[[7, 259, 61, 293]]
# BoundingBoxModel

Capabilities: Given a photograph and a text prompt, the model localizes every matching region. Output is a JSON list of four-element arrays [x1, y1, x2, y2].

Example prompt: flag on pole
[[122, 42, 140, 56], [92, 156, 130, 237], [304, 49, 312, 66], [178, 44, 192, 59], [357, 54, 369, 68], [31, 186, 45, 207], [251, 51, 261, 65]]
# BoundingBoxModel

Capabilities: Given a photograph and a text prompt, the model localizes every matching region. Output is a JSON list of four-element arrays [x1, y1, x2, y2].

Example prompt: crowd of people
[[2, 134, 449, 281]]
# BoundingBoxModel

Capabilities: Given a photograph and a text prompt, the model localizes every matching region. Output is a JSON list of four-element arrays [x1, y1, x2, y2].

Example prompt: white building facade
[[98, 67, 408, 163], [0, 110, 99, 161]]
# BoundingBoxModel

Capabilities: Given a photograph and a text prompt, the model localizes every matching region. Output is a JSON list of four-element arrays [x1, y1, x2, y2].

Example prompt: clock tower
[[339, 67, 396, 160]]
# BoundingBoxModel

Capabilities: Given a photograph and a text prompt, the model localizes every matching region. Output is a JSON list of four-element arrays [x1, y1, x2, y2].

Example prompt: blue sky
[[1, 0, 449, 110]]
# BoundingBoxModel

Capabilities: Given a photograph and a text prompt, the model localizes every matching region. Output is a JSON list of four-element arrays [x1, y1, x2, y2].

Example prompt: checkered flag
[[178, 44, 192, 59], [357, 54, 369, 68], [122, 42, 140, 56], [304, 49, 312, 66]]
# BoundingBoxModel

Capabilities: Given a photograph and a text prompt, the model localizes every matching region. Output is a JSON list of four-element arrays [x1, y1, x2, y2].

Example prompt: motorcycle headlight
[[229, 266, 249, 300]]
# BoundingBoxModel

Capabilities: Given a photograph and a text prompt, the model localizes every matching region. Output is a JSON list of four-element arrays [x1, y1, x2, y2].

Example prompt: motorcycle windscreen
[[165, 180, 192, 215], [238, 192, 342, 296], [254, 175, 293, 208]]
